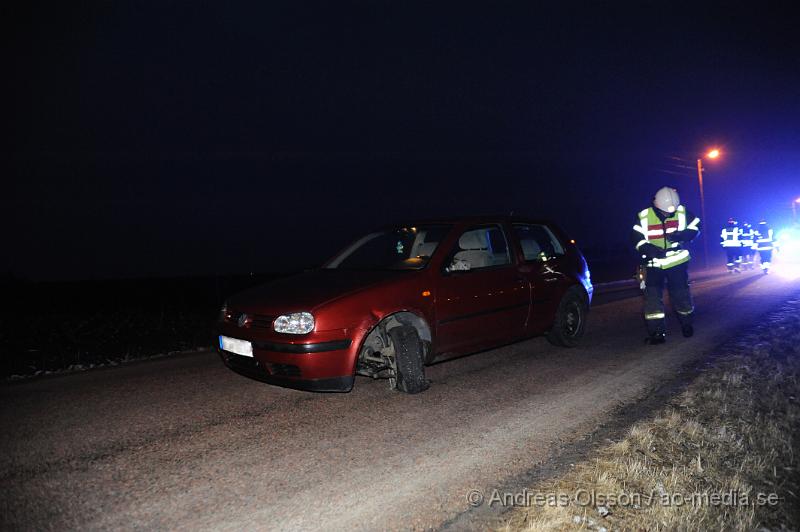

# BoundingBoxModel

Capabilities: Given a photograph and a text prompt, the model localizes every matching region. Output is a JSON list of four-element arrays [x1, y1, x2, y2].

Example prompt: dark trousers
[[644, 262, 694, 335], [725, 248, 741, 270], [758, 249, 773, 268]]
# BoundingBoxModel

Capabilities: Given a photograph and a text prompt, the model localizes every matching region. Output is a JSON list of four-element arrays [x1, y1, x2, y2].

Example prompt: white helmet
[[654, 186, 680, 213]]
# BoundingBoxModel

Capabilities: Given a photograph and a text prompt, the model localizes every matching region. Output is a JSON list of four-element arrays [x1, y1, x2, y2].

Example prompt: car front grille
[[224, 310, 274, 329], [250, 314, 275, 329]]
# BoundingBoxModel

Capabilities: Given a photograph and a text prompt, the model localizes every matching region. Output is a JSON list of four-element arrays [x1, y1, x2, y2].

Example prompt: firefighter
[[740, 222, 755, 270], [720, 218, 742, 273], [631, 186, 701, 344], [754, 219, 775, 274]]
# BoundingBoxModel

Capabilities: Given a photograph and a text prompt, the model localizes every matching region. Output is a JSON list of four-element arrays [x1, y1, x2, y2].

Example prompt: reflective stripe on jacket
[[632, 205, 699, 269], [739, 229, 754, 247], [720, 227, 741, 248], [755, 228, 774, 250]]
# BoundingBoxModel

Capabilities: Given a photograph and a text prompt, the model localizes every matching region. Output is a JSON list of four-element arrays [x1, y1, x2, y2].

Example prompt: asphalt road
[[2, 269, 799, 531]]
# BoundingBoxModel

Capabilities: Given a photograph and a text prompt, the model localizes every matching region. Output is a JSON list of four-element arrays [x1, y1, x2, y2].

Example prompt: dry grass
[[500, 301, 800, 531]]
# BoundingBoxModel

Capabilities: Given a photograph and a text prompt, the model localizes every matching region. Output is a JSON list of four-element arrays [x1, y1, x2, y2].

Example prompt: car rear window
[[444, 225, 512, 272], [513, 224, 565, 262]]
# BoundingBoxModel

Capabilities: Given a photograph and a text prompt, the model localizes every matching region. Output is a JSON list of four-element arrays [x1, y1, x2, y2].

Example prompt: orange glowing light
[[421, 290, 431, 297], [707, 149, 720, 159]]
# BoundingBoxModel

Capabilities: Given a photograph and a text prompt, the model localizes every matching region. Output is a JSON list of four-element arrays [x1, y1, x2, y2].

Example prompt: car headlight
[[273, 312, 315, 334]]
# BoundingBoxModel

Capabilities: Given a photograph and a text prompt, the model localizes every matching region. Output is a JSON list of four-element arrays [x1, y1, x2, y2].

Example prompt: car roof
[[389, 215, 559, 227]]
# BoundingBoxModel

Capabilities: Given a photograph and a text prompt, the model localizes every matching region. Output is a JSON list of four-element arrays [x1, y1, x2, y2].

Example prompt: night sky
[[6, 2, 800, 280]]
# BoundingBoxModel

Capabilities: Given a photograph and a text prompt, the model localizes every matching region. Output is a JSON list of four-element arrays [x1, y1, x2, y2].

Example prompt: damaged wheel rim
[[565, 302, 581, 337]]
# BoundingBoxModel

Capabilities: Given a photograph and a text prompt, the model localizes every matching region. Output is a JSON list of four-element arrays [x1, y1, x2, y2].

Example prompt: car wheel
[[546, 287, 588, 347], [388, 326, 429, 394]]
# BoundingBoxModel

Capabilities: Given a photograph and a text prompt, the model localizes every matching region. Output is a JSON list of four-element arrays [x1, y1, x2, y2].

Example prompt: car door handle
[[544, 277, 559, 283]]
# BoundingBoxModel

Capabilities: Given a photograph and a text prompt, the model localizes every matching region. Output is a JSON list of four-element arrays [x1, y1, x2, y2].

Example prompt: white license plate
[[219, 335, 253, 357]]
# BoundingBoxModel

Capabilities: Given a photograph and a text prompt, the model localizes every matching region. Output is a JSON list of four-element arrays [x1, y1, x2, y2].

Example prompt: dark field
[[0, 274, 282, 378], [1, 256, 636, 379]]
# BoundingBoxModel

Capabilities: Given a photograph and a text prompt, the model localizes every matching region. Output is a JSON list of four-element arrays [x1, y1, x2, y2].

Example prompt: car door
[[434, 224, 530, 353], [512, 223, 570, 332]]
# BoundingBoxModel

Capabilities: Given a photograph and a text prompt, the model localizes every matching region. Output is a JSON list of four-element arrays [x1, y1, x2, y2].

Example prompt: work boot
[[681, 324, 694, 338], [645, 332, 666, 345]]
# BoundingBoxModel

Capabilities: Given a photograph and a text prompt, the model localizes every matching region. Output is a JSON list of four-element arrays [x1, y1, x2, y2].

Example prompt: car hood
[[227, 269, 413, 314]]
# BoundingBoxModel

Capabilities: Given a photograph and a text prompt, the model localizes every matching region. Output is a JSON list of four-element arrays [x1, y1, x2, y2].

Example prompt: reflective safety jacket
[[631, 205, 700, 269], [720, 226, 741, 248], [739, 226, 755, 247], [755, 227, 774, 251]]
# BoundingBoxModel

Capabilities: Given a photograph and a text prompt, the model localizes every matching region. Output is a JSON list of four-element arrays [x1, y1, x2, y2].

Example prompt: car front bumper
[[216, 326, 361, 392], [218, 349, 355, 391]]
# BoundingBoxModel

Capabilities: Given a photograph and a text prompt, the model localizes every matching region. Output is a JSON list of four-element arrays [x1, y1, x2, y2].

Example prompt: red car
[[217, 217, 592, 393]]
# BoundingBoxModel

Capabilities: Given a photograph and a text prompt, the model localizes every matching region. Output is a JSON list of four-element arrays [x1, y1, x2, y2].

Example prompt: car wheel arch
[[570, 282, 591, 308], [355, 310, 434, 373]]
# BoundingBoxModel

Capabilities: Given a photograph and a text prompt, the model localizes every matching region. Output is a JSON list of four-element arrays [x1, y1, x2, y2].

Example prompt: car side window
[[444, 225, 511, 273], [513, 224, 565, 262]]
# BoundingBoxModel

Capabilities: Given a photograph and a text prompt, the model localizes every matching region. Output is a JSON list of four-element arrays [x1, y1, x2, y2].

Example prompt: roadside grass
[[501, 299, 800, 531]]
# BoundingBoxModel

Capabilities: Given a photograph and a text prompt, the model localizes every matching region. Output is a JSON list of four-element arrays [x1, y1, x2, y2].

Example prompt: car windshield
[[326, 225, 452, 271]]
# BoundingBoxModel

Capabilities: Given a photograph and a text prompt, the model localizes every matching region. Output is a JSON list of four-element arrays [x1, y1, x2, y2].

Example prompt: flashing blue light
[[777, 227, 800, 255], [774, 226, 800, 279]]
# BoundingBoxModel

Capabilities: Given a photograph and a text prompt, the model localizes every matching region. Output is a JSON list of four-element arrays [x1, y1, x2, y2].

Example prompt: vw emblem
[[237, 313, 250, 327]]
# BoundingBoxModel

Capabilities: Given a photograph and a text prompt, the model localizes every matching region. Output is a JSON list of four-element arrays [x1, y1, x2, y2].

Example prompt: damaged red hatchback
[[217, 217, 593, 393]]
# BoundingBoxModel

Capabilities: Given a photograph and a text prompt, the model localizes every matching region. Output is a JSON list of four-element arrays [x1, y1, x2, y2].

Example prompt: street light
[[696, 149, 721, 269]]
